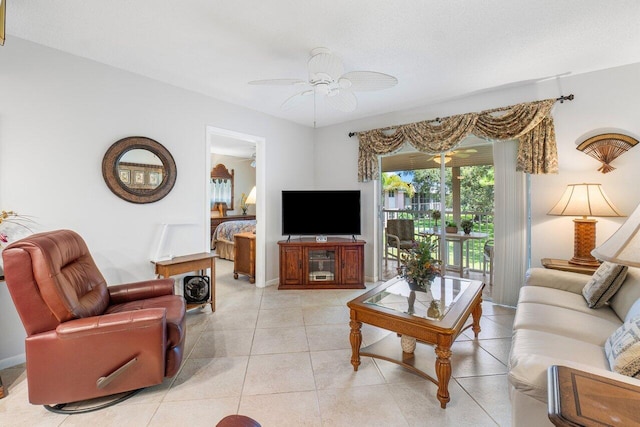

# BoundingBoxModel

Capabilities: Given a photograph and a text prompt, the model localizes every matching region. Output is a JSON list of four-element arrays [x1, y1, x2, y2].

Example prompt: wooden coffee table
[[347, 276, 484, 408]]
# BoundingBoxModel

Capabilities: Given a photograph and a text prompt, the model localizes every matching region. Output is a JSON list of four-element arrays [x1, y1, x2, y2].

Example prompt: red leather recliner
[[2, 229, 186, 406]]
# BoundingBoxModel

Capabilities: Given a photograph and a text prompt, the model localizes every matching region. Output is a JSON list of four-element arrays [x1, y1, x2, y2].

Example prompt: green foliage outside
[[389, 165, 495, 269]]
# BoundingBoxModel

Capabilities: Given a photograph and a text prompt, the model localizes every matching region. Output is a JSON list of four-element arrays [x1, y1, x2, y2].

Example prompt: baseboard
[[0, 353, 26, 370]]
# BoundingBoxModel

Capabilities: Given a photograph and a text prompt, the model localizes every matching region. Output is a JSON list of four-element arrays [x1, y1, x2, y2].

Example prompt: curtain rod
[[347, 94, 574, 138]]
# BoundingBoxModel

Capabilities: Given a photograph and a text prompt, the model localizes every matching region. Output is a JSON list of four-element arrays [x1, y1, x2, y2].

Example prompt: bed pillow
[[605, 316, 640, 378], [582, 262, 628, 308]]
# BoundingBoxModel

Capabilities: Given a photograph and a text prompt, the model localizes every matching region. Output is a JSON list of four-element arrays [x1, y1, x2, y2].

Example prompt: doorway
[[206, 126, 266, 287], [378, 139, 495, 285]]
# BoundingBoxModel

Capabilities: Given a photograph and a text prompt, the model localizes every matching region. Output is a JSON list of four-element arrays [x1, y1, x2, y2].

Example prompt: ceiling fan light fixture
[[433, 155, 452, 164], [315, 82, 331, 95]]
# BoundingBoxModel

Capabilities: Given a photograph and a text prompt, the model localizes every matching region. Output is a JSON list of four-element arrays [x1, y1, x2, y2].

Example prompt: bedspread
[[212, 220, 256, 260]]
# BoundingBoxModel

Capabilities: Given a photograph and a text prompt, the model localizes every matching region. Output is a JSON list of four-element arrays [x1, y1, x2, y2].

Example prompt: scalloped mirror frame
[[102, 136, 177, 204]]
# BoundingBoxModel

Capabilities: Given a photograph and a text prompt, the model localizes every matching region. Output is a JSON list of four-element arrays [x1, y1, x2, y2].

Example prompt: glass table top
[[363, 276, 471, 321]]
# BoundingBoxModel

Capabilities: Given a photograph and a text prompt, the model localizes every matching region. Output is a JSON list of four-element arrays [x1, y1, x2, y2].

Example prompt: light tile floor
[[0, 260, 515, 426]]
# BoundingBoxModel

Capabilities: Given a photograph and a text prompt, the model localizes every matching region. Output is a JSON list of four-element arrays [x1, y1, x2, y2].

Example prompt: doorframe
[[206, 126, 266, 287]]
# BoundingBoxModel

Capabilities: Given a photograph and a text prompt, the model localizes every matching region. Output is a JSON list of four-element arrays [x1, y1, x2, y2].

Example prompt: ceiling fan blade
[[326, 90, 357, 112], [249, 79, 307, 86], [280, 90, 313, 110], [340, 71, 398, 91], [308, 47, 344, 82]]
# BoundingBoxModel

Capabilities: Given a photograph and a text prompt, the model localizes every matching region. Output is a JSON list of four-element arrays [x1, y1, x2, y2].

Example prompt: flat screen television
[[282, 190, 361, 237]]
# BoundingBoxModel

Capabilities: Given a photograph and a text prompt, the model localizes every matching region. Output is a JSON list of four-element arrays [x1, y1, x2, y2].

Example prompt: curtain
[[356, 98, 557, 181], [492, 140, 528, 306]]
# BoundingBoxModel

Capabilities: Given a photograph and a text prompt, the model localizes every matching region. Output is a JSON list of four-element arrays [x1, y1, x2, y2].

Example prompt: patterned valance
[[356, 98, 558, 181]]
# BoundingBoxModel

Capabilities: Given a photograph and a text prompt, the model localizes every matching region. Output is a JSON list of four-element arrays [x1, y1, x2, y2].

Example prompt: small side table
[[154, 252, 217, 312], [541, 258, 598, 275], [234, 232, 256, 284], [548, 365, 640, 426]]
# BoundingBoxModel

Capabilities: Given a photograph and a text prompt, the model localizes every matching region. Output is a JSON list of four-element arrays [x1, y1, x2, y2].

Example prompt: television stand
[[278, 237, 365, 290]]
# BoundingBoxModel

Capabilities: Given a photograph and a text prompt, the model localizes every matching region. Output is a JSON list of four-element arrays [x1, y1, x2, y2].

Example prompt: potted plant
[[460, 219, 474, 235], [430, 210, 441, 231], [401, 239, 440, 290], [445, 220, 458, 234], [239, 193, 248, 215]]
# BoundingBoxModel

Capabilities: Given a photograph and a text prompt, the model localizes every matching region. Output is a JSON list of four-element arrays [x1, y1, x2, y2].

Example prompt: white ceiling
[[6, 1, 640, 128]]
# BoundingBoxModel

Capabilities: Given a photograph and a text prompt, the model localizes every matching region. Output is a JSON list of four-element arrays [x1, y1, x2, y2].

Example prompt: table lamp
[[548, 183, 624, 266], [246, 186, 257, 205], [591, 201, 640, 267]]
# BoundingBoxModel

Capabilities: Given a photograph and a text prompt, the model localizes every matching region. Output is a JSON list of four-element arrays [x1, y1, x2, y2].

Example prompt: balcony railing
[[383, 208, 494, 274]]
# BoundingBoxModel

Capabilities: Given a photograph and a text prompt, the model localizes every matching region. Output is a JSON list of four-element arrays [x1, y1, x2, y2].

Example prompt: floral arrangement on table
[[239, 193, 248, 215], [401, 239, 441, 290]]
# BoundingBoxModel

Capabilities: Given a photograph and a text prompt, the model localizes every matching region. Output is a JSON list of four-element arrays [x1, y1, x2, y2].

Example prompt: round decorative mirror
[[102, 136, 177, 204]]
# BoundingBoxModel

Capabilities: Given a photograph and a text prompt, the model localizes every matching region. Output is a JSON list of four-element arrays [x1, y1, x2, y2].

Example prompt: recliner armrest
[[108, 278, 175, 304], [56, 308, 167, 338]]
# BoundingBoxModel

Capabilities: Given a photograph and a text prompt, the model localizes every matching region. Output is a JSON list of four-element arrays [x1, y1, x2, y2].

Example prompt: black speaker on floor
[[183, 275, 210, 304]]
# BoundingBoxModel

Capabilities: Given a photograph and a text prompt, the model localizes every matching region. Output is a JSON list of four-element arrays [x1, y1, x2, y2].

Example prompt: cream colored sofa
[[509, 267, 640, 426]]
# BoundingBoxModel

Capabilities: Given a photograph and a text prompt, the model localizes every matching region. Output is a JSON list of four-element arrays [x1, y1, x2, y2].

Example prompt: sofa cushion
[[605, 316, 640, 378], [518, 286, 613, 318], [582, 262, 628, 308], [513, 301, 621, 345], [509, 329, 610, 403], [610, 267, 640, 321], [525, 267, 590, 294]]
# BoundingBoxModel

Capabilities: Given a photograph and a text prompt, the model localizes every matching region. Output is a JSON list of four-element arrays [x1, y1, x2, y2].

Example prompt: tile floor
[[0, 260, 515, 426]]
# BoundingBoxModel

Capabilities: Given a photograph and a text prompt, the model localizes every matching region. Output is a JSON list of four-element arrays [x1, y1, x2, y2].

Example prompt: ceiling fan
[[249, 47, 398, 113], [432, 149, 478, 164]]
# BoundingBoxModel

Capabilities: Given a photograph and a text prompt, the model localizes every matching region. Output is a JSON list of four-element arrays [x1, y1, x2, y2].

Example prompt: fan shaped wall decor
[[576, 133, 638, 173]]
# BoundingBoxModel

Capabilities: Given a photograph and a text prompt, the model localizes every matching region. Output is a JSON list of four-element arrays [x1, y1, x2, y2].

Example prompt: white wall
[[315, 63, 640, 282], [0, 38, 315, 367]]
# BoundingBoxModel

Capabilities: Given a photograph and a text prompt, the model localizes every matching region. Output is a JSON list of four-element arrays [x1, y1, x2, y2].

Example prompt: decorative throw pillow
[[625, 299, 640, 323], [605, 316, 640, 378], [582, 262, 628, 308]]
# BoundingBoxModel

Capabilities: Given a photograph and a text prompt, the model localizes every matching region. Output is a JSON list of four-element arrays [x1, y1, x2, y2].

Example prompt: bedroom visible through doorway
[[206, 126, 266, 288]]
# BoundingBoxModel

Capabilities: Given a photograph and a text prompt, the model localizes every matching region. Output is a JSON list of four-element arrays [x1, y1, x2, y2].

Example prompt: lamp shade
[[245, 186, 257, 205], [592, 202, 640, 267], [548, 183, 623, 217]]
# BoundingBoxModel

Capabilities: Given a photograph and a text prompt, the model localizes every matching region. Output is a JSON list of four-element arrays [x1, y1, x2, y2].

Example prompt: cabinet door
[[280, 246, 303, 285], [306, 247, 338, 284], [339, 245, 363, 285]]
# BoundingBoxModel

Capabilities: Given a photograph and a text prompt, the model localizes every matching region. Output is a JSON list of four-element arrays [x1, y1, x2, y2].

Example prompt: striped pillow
[[582, 262, 628, 308], [605, 316, 640, 378]]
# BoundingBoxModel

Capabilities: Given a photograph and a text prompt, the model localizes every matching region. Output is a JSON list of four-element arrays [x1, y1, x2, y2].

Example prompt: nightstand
[[548, 365, 640, 426], [541, 258, 598, 275], [234, 232, 256, 284]]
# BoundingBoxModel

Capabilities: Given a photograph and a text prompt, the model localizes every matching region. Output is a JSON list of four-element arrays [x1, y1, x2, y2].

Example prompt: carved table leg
[[349, 318, 362, 371], [471, 297, 483, 338], [435, 344, 452, 408]]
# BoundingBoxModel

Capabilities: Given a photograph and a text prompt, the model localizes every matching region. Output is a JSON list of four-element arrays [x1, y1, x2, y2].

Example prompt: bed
[[211, 219, 257, 260]]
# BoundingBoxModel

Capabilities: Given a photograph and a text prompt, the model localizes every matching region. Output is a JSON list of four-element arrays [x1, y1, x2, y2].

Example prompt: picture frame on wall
[[134, 170, 145, 185], [119, 169, 131, 184], [149, 171, 161, 186]]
